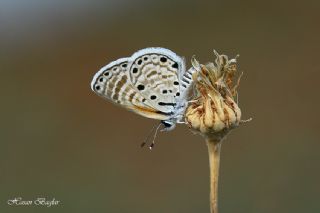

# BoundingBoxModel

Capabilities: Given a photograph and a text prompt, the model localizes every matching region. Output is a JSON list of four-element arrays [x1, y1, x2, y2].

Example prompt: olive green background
[[1, 0, 319, 212]]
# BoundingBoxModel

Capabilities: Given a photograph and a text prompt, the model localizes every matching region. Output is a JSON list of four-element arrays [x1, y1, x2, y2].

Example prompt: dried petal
[[185, 51, 245, 139]]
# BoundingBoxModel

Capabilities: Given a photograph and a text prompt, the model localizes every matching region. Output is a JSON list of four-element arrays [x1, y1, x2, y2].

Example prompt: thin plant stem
[[206, 138, 222, 213]]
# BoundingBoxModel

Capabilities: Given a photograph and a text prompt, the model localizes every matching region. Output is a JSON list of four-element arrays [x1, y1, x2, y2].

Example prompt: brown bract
[[185, 51, 243, 141]]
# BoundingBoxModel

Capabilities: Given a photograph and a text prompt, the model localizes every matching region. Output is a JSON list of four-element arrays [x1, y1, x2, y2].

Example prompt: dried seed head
[[185, 50, 245, 141]]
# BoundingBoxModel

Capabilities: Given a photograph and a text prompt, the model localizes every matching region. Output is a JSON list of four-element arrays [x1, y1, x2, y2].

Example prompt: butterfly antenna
[[149, 122, 163, 150], [140, 123, 159, 148]]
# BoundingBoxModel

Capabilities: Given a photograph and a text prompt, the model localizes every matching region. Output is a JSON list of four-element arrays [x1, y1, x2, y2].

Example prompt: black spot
[[176, 92, 180, 96], [172, 62, 179, 69], [113, 67, 117, 71], [160, 57, 167, 63], [137, 84, 145, 90], [95, 85, 101, 90], [184, 74, 192, 80], [122, 64, 127, 68], [132, 68, 138, 73], [143, 57, 148, 61], [169, 90, 173, 93], [142, 98, 146, 102], [182, 78, 190, 84], [104, 72, 110, 76], [99, 77, 104, 82], [162, 90, 167, 94], [174, 81, 179, 85], [157, 111, 174, 116], [150, 95, 157, 100], [158, 102, 176, 106], [137, 59, 142, 65]]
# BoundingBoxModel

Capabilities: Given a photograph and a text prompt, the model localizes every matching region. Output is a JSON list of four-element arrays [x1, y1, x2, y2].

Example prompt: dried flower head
[[185, 50, 246, 141]]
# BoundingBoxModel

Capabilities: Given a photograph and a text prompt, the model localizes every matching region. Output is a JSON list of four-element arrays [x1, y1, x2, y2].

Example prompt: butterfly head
[[161, 120, 176, 131]]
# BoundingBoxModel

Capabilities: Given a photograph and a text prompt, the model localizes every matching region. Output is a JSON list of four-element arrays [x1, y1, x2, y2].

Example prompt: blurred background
[[1, 0, 319, 212]]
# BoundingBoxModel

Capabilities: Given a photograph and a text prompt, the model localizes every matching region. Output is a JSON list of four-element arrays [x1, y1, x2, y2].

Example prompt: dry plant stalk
[[185, 51, 249, 213]]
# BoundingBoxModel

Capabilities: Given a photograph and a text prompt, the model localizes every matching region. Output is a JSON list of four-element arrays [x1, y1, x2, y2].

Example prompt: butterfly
[[91, 47, 194, 135]]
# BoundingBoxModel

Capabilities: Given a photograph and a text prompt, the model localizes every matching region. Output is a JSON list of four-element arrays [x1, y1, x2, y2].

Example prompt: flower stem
[[206, 137, 222, 213]]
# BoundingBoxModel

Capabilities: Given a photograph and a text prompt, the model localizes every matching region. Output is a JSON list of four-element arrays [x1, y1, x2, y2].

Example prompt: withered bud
[[185, 50, 245, 141]]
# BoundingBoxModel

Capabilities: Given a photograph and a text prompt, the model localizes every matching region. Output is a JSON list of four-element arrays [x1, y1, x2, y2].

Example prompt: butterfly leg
[[176, 120, 187, 124]]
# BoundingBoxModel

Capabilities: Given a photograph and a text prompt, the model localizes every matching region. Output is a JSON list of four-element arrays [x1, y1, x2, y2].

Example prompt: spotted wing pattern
[[91, 58, 170, 120], [127, 48, 186, 115], [91, 47, 196, 122]]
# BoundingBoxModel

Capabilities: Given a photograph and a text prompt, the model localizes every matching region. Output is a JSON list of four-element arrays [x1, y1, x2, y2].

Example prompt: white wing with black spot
[[127, 48, 187, 114], [91, 57, 171, 120]]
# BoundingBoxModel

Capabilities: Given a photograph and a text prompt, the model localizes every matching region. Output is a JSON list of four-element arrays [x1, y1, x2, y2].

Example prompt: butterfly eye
[[99, 77, 104, 82], [95, 85, 101, 91], [143, 56, 148, 61], [104, 71, 110, 77]]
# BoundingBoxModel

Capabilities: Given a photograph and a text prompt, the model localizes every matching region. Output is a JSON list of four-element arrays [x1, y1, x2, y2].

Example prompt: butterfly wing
[[179, 66, 196, 100], [127, 48, 187, 115], [91, 57, 171, 120]]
